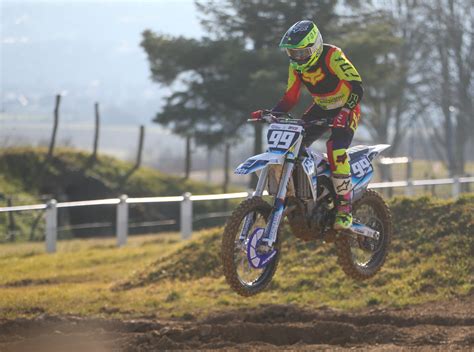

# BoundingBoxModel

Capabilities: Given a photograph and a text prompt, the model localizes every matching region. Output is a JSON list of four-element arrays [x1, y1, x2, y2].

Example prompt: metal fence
[[0, 176, 473, 253]]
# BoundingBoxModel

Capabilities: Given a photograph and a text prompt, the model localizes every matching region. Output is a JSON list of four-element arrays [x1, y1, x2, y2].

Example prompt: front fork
[[239, 159, 295, 242], [239, 158, 296, 248], [263, 160, 295, 246]]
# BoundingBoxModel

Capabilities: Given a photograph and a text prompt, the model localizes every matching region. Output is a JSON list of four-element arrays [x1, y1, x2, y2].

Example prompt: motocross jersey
[[274, 44, 363, 113]]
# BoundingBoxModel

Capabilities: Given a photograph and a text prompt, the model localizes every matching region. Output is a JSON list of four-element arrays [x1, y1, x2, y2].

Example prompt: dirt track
[[1, 296, 472, 351]]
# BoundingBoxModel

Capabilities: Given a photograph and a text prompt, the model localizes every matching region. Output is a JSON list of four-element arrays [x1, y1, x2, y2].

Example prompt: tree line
[[141, 0, 473, 187]]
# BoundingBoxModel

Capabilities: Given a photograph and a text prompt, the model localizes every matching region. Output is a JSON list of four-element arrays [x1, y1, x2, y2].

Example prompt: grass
[[0, 196, 472, 320], [0, 233, 185, 318]]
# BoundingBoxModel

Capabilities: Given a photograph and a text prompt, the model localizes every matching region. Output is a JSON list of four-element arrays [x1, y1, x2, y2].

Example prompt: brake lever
[[246, 115, 275, 123], [262, 114, 277, 123]]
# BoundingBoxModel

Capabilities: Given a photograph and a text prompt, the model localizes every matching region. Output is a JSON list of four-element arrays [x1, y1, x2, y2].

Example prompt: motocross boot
[[334, 194, 352, 230], [332, 174, 353, 230]]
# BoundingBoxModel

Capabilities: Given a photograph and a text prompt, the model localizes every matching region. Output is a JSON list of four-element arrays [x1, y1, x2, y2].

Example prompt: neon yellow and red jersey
[[273, 44, 363, 112]]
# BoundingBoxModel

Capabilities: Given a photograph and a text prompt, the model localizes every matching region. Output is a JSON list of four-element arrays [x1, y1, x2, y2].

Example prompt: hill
[[0, 147, 221, 241]]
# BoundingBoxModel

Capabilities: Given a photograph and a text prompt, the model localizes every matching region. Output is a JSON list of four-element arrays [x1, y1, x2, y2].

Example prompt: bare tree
[[425, 0, 473, 176], [361, 1, 430, 158]]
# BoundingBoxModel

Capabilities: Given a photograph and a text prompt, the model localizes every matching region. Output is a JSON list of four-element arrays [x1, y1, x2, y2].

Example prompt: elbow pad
[[344, 81, 364, 110]]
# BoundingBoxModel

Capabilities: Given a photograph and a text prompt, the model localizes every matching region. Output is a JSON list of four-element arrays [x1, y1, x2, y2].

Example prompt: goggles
[[286, 41, 318, 62]]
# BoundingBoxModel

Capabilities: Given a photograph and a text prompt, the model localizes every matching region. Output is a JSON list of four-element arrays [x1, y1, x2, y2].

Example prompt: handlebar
[[247, 110, 333, 128]]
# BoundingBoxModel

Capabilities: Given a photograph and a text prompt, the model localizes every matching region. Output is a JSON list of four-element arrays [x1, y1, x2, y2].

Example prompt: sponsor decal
[[267, 201, 284, 241], [302, 67, 325, 85], [336, 180, 350, 193], [336, 153, 348, 164], [302, 157, 315, 175], [294, 22, 311, 32], [346, 93, 359, 109]]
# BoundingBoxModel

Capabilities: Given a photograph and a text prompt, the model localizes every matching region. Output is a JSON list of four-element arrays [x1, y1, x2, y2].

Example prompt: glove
[[250, 110, 263, 120], [333, 108, 351, 129]]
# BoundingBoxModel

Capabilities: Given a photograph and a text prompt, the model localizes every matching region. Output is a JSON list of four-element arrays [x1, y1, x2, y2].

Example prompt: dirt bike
[[221, 111, 392, 296]]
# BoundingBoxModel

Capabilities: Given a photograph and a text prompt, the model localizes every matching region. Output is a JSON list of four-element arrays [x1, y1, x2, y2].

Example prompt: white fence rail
[[0, 176, 472, 253]]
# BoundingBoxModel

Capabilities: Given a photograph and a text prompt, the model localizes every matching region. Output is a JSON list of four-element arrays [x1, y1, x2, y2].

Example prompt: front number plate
[[266, 124, 302, 152]]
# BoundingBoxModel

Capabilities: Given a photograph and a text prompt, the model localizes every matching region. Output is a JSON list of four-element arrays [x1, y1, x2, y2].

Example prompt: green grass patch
[[0, 196, 472, 319]]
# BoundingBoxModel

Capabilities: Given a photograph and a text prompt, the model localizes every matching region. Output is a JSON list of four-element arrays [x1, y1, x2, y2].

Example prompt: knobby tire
[[221, 197, 280, 296]]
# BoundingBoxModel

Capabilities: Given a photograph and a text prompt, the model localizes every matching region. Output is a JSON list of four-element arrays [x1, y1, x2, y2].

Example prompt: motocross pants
[[301, 103, 361, 202]]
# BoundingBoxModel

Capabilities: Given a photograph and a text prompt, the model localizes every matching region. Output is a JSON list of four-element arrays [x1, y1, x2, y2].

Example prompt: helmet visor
[[286, 42, 318, 62]]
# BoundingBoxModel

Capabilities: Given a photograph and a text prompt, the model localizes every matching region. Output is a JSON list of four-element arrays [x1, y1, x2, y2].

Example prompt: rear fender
[[367, 144, 391, 161], [348, 144, 391, 162]]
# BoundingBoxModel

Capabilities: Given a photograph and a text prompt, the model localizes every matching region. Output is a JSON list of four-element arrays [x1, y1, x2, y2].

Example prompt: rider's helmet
[[279, 20, 323, 73]]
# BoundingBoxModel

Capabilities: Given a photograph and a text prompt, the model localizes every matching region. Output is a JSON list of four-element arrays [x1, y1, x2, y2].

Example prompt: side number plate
[[351, 156, 373, 178]]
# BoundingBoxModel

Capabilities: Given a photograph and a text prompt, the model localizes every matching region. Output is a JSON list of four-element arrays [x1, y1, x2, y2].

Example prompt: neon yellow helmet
[[279, 20, 323, 73]]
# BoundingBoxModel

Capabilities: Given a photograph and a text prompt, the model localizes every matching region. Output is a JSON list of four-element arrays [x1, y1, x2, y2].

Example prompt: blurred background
[[0, 0, 473, 241], [0, 3, 472, 345]]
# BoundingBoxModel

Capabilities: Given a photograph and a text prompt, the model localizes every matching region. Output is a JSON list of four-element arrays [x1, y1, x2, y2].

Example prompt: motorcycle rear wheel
[[335, 189, 392, 280], [221, 197, 280, 296]]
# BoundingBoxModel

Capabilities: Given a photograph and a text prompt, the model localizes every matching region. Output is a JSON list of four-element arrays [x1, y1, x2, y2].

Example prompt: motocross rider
[[251, 20, 363, 230]]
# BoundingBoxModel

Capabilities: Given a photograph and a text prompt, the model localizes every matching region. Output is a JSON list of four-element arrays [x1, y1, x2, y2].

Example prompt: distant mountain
[[1, 0, 203, 125]]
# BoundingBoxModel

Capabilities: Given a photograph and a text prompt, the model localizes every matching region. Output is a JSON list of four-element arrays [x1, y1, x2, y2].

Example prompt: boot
[[331, 174, 353, 230], [334, 194, 352, 230]]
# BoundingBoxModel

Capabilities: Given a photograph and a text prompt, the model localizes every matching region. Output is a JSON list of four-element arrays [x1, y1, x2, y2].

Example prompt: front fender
[[234, 152, 285, 175]]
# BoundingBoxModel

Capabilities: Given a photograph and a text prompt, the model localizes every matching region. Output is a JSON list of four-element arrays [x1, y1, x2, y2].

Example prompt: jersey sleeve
[[272, 65, 302, 112], [328, 47, 363, 110], [328, 47, 362, 83]]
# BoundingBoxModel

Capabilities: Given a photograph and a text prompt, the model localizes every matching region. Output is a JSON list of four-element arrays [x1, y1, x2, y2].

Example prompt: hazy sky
[[0, 0, 210, 162], [1, 0, 203, 124]]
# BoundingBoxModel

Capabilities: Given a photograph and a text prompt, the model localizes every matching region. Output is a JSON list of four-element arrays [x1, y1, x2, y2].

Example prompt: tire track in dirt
[[1, 296, 472, 351]]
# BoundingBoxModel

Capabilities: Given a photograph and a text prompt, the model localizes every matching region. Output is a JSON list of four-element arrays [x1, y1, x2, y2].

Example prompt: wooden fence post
[[47, 94, 61, 160], [92, 102, 100, 160], [6, 197, 16, 242], [118, 125, 145, 187]]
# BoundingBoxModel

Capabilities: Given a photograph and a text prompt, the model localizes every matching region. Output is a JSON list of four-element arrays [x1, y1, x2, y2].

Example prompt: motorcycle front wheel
[[221, 197, 280, 296]]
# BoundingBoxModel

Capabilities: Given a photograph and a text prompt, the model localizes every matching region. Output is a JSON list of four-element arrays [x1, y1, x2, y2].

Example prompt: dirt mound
[[116, 229, 222, 290], [1, 296, 472, 351]]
